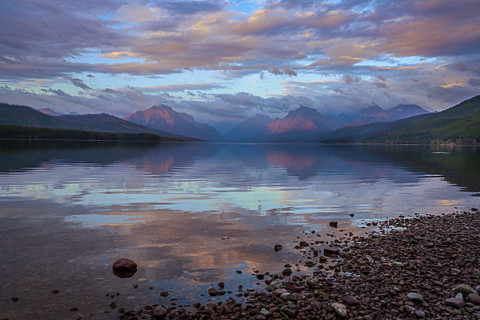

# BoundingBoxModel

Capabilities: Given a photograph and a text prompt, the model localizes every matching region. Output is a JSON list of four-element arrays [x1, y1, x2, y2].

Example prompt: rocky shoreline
[[118, 210, 480, 320]]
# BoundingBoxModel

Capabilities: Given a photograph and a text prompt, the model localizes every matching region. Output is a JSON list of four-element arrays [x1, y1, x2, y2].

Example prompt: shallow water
[[0, 142, 479, 319]]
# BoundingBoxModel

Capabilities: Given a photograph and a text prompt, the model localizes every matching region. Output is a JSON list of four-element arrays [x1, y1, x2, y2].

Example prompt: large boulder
[[112, 258, 137, 278]]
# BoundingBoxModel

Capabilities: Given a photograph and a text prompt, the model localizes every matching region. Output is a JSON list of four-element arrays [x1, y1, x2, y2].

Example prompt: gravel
[[117, 210, 480, 320]]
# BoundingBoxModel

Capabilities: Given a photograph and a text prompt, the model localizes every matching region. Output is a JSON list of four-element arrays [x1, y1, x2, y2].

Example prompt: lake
[[0, 141, 479, 319]]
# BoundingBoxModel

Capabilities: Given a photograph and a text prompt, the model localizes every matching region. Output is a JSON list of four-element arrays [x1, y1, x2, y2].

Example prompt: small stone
[[299, 240, 309, 247], [415, 310, 425, 318], [280, 292, 294, 301], [160, 291, 168, 297], [468, 294, 480, 305], [329, 221, 338, 228], [407, 292, 424, 304], [342, 295, 359, 306], [51, 289, 59, 294], [69, 307, 79, 312], [280, 306, 296, 318], [153, 306, 168, 319], [454, 284, 477, 296], [260, 308, 270, 316], [324, 247, 339, 255], [109, 301, 118, 309], [445, 297, 465, 309], [131, 283, 138, 288], [208, 288, 219, 296], [274, 244, 283, 252], [11, 297, 19, 302], [456, 292, 464, 300], [282, 268, 292, 276], [330, 302, 347, 318]]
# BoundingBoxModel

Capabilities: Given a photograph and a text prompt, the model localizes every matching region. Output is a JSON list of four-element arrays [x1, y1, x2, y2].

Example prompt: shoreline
[[117, 210, 480, 320]]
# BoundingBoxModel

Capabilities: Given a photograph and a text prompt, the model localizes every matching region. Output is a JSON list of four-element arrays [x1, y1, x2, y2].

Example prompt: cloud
[[64, 76, 91, 91], [468, 78, 480, 87], [344, 74, 360, 84], [0, 0, 478, 122], [136, 83, 225, 92]]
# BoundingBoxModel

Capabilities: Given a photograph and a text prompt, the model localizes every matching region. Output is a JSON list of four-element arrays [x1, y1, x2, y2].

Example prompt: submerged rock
[[274, 244, 283, 252]]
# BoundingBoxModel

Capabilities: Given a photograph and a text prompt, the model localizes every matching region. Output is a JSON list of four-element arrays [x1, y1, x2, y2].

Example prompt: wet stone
[[153, 306, 168, 319], [112, 258, 137, 278], [329, 221, 338, 228], [282, 268, 292, 276]]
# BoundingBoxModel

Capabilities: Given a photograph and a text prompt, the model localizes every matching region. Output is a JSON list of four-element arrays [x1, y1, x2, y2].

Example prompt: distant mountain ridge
[[0, 103, 189, 140], [224, 114, 273, 141], [349, 104, 428, 126], [319, 95, 480, 144], [222, 103, 428, 142], [123, 105, 222, 141]]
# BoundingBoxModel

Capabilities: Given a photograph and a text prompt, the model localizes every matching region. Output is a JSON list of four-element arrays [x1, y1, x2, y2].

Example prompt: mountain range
[[1, 96, 478, 143], [0, 103, 190, 140], [223, 104, 428, 142], [122, 105, 222, 141]]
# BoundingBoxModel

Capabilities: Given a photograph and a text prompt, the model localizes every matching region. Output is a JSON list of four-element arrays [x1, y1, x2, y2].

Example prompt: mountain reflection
[[1, 142, 479, 193]]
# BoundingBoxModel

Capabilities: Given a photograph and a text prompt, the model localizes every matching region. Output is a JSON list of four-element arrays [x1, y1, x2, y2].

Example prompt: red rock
[[112, 258, 137, 278]]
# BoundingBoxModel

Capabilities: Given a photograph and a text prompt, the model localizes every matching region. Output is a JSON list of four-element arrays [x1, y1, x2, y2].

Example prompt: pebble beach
[[116, 209, 480, 320]]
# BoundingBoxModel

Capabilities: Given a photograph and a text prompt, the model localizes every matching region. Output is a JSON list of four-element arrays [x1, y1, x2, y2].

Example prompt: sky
[[0, 0, 479, 132]]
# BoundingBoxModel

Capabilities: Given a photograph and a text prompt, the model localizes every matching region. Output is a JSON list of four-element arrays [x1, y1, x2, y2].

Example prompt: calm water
[[1, 142, 479, 319]]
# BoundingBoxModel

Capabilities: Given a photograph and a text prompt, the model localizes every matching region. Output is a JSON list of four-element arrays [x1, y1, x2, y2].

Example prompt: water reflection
[[0, 142, 479, 318]]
